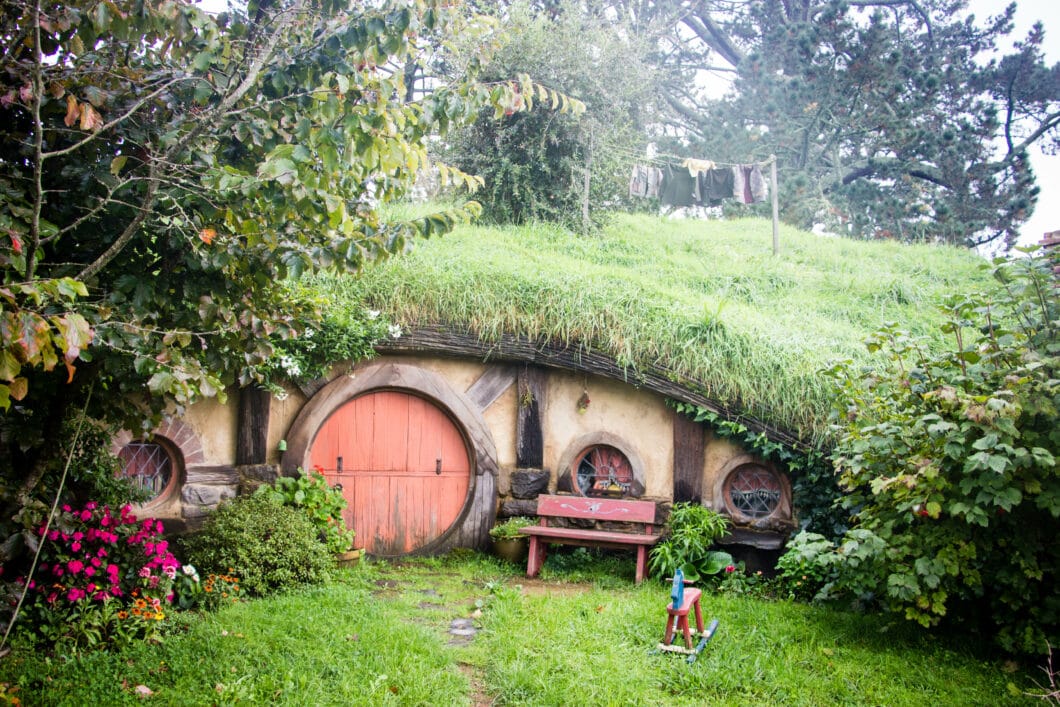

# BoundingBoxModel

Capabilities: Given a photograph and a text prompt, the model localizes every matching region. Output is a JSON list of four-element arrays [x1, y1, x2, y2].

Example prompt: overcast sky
[[967, 0, 1058, 247]]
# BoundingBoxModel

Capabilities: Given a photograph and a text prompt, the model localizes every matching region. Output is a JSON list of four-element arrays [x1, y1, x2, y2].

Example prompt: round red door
[[308, 390, 471, 556]]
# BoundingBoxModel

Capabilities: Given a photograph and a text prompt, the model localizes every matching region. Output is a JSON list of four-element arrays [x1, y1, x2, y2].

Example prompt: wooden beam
[[516, 366, 546, 468], [465, 364, 517, 411], [672, 411, 705, 503], [236, 386, 271, 465]]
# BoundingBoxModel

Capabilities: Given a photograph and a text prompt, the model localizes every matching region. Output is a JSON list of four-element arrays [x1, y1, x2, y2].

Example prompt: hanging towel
[[629, 165, 649, 198], [732, 166, 750, 204], [681, 158, 715, 177], [749, 164, 768, 202], [646, 166, 664, 198]]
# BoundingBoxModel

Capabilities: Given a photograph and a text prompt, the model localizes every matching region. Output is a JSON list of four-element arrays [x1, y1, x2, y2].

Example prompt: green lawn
[[1, 552, 1045, 705]]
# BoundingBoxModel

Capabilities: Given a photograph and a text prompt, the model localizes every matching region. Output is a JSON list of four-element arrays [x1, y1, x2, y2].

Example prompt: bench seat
[[518, 494, 661, 583]]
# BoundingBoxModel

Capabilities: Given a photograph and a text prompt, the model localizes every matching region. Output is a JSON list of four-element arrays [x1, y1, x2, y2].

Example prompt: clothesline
[[598, 140, 775, 169]]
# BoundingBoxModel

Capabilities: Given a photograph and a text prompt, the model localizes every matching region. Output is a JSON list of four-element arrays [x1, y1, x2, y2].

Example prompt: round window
[[118, 440, 178, 504], [724, 464, 782, 520], [573, 445, 634, 497]]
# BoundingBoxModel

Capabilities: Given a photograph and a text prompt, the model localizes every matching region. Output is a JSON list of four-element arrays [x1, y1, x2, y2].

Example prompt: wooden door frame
[[281, 360, 499, 554]]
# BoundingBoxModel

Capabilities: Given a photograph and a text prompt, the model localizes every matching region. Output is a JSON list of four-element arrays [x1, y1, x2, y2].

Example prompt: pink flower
[[91, 557, 102, 568], [71, 541, 81, 552], [155, 520, 163, 534], [73, 531, 84, 540], [62, 504, 71, 512], [110, 586, 123, 597], [149, 576, 160, 589], [46, 592, 58, 604], [100, 515, 111, 527], [138, 567, 151, 578], [163, 566, 177, 580], [85, 501, 97, 511], [68, 559, 84, 574], [47, 530, 60, 541], [86, 583, 96, 593], [107, 564, 119, 577], [724, 565, 736, 574], [84, 566, 96, 577], [79, 510, 92, 522], [67, 587, 85, 601]]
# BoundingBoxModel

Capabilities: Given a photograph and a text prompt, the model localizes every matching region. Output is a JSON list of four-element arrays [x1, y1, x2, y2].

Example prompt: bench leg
[[526, 536, 546, 578], [635, 545, 648, 584]]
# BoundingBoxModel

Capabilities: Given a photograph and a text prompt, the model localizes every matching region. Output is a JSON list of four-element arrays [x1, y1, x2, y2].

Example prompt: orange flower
[[199, 227, 216, 245], [117, 611, 129, 620]]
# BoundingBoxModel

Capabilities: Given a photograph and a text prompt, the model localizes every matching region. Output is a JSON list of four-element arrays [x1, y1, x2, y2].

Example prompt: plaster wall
[[182, 394, 238, 464], [541, 369, 674, 499], [701, 432, 746, 507]]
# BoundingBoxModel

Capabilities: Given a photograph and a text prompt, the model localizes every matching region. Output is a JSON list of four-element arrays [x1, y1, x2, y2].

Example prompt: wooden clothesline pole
[[770, 154, 780, 256]]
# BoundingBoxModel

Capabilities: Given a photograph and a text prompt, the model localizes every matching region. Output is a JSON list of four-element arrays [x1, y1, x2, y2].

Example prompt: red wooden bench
[[519, 494, 661, 583]]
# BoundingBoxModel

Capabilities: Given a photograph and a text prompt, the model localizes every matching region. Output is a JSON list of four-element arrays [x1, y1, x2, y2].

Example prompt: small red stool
[[663, 584, 704, 649]]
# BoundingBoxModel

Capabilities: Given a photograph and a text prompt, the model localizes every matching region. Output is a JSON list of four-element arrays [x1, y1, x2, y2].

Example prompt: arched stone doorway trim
[[281, 361, 499, 554]]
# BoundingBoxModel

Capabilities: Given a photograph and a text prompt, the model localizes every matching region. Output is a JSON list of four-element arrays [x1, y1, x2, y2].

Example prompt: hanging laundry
[[749, 164, 768, 202], [645, 166, 664, 198], [732, 166, 750, 204], [681, 158, 715, 177], [629, 165, 649, 198], [700, 167, 735, 206], [660, 164, 699, 207]]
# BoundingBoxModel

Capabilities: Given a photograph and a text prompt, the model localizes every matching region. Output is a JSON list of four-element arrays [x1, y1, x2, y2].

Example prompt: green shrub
[[255, 468, 354, 554], [773, 530, 843, 601], [488, 516, 535, 540], [649, 502, 733, 582], [824, 252, 1060, 654], [182, 496, 331, 596]]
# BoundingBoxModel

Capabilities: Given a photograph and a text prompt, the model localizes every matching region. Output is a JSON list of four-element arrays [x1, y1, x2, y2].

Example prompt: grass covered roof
[[322, 211, 995, 445]]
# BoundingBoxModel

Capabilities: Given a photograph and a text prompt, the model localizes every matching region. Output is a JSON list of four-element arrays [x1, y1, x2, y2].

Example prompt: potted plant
[[489, 516, 536, 564]]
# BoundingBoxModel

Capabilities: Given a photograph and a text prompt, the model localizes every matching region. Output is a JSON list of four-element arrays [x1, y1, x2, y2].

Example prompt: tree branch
[[27, 0, 45, 282], [40, 76, 194, 160]]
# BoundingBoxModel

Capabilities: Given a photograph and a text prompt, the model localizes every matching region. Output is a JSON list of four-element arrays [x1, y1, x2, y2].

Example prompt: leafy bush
[[773, 530, 845, 601], [182, 496, 331, 596], [649, 502, 733, 582], [823, 252, 1059, 654], [9, 502, 180, 650], [255, 467, 355, 554]]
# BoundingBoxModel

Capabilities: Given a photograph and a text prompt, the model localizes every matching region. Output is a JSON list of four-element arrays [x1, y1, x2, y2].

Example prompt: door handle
[[337, 456, 343, 473], [435, 458, 442, 475]]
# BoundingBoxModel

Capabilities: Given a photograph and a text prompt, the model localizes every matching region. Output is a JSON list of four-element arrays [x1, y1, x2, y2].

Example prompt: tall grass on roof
[[320, 210, 995, 444]]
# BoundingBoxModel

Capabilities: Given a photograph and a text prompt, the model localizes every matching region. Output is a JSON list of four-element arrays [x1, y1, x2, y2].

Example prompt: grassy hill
[[321, 211, 996, 445]]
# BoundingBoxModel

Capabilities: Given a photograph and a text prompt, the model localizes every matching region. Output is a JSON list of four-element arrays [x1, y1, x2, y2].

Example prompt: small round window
[[724, 464, 781, 520], [573, 445, 634, 497], [118, 440, 178, 504]]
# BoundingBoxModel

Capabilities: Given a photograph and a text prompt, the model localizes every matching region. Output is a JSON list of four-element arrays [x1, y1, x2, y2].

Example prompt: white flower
[[303, 328, 314, 338], [388, 324, 402, 339], [367, 309, 381, 320], [280, 355, 302, 377]]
